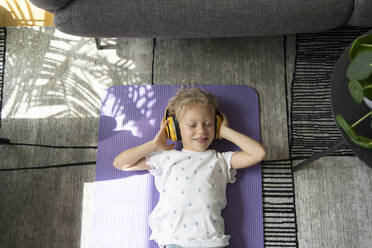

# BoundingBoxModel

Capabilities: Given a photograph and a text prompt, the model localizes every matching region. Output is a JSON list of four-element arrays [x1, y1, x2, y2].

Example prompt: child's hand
[[219, 112, 229, 139], [152, 119, 175, 150]]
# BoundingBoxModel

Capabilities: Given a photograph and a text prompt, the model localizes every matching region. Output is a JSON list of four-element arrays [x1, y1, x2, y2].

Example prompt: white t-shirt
[[146, 149, 237, 248]]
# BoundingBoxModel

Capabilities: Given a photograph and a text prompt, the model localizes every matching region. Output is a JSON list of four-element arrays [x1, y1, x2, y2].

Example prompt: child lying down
[[113, 87, 266, 248]]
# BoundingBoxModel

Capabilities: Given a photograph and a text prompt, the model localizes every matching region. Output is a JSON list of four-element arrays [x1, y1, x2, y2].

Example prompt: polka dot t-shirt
[[146, 149, 237, 248]]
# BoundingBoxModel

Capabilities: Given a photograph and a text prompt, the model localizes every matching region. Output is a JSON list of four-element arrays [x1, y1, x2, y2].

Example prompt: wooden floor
[[0, 0, 54, 26]]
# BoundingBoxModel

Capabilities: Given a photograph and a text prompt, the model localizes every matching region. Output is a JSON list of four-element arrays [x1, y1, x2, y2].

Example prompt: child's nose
[[197, 125, 207, 133]]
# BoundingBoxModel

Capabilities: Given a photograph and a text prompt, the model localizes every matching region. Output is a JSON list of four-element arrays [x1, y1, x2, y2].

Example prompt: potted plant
[[336, 34, 372, 149]]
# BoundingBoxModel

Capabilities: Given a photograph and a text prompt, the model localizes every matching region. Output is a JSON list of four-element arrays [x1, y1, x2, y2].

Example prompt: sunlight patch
[[2, 27, 145, 119]]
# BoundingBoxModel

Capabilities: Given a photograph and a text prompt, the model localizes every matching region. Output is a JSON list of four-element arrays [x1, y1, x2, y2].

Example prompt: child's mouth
[[193, 137, 209, 144]]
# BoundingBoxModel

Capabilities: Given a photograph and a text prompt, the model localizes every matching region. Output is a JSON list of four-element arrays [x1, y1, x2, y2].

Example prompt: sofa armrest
[[29, 0, 73, 12], [347, 0, 372, 27]]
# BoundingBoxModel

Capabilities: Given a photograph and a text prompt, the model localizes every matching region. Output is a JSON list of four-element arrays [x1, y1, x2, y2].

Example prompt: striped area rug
[[290, 26, 369, 158], [262, 160, 297, 247]]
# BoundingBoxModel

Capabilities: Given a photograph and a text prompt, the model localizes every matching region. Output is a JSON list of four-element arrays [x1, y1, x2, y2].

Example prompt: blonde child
[[113, 87, 266, 248]]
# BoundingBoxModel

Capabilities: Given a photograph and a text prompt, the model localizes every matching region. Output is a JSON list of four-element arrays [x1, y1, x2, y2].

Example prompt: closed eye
[[187, 122, 212, 128]]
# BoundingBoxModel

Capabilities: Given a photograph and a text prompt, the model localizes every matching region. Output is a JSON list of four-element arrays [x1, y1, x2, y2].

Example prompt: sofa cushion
[[347, 0, 372, 27], [54, 0, 354, 37]]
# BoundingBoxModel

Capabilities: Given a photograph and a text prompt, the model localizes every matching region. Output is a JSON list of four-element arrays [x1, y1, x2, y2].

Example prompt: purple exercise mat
[[92, 84, 263, 248]]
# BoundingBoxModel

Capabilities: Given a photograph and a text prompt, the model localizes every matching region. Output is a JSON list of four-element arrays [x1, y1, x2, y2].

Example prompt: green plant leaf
[[336, 115, 372, 149], [349, 34, 372, 60], [353, 135, 372, 149], [348, 80, 364, 103], [336, 115, 358, 139], [347, 50, 372, 80]]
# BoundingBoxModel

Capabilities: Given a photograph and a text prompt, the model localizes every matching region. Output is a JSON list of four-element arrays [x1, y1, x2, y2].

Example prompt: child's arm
[[113, 119, 175, 171], [219, 113, 266, 169]]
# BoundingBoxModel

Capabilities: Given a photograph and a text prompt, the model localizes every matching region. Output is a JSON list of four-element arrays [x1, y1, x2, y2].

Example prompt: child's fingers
[[161, 118, 168, 125], [165, 144, 175, 150], [221, 112, 227, 121], [221, 113, 229, 126], [159, 119, 167, 129], [157, 119, 169, 139]]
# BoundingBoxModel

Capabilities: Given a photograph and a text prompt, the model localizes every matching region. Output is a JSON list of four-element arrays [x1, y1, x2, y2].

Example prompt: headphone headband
[[164, 106, 223, 141]]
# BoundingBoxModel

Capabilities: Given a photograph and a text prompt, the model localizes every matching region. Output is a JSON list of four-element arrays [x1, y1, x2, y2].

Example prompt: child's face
[[178, 104, 215, 152]]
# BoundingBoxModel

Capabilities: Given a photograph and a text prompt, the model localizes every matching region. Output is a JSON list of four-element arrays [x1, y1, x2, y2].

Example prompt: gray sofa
[[30, 0, 372, 38]]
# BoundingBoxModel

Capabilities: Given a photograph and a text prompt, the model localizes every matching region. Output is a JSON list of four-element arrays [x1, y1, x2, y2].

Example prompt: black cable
[[0, 138, 97, 172], [2, 159, 297, 172], [0, 138, 97, 149], [151, 38, 156, 84], [8, 142, 97, 149], [0, 161, 96, 172]]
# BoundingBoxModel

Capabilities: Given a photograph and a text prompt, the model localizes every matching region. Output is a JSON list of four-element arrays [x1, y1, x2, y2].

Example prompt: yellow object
[[164, 107, 180, 142], [0, 0, 54, 26], [164, 106, 223, 141]]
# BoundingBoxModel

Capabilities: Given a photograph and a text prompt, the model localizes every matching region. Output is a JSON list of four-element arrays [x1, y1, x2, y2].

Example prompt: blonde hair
[[167, 87, 219, 120]]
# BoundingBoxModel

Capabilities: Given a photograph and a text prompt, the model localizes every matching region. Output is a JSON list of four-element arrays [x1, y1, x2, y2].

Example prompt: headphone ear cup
[[166, 116, 178, 142], [215, 113, 223, 139]]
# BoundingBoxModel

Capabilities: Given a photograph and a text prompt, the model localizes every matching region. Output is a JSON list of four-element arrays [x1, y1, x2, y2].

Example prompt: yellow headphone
[[164, 106, 223, 141]]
